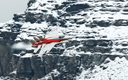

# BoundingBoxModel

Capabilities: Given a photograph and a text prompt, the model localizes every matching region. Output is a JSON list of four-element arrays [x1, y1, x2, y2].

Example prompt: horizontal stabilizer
[[32, 45, 38, 48]]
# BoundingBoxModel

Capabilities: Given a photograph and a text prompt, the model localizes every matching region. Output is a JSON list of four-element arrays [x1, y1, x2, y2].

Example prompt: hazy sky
[[0, 0, 29, 23]]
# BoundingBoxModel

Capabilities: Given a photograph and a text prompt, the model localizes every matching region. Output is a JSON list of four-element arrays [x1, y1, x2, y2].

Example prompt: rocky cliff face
[[0, 0, 128, 80]]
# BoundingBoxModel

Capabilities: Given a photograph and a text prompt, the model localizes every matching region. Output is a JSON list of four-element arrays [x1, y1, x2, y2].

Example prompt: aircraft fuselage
[[32, 38, 70, 47]]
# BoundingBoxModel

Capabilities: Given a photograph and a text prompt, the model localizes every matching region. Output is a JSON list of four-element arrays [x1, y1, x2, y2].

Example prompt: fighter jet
[[30, 28, 74, 56]]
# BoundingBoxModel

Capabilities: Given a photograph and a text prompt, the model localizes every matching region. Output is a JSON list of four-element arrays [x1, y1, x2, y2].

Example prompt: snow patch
[[76, 57, 128, 80], [21, 53, 34, 58]]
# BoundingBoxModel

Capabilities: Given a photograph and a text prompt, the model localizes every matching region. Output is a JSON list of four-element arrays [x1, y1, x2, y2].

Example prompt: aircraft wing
[[45, 28, 60, 39], [38, 42, 57, 56]]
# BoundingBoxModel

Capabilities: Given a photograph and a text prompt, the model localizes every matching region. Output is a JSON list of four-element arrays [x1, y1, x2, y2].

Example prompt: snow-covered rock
[[0, 0, 128, 80]]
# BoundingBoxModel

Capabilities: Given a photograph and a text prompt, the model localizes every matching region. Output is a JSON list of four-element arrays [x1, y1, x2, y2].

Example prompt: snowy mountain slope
[[9, 0, 128, 56], [76, 57, 128, 80], [0, 0, 128, 80]]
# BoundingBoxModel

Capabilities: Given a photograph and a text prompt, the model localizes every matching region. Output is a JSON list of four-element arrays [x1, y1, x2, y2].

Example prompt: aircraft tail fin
[[37, 36, 45, 40], [34, 37, 40, 41]]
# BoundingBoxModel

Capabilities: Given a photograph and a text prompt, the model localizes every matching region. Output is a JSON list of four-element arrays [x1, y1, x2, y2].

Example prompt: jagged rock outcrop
[[0, 0, 128, 80], [0, 43, 13, 76]]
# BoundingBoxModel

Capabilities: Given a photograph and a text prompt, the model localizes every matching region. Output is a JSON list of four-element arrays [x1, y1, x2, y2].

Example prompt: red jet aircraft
[[30, 36, 73, 48], [30, 28, 74, 56]]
